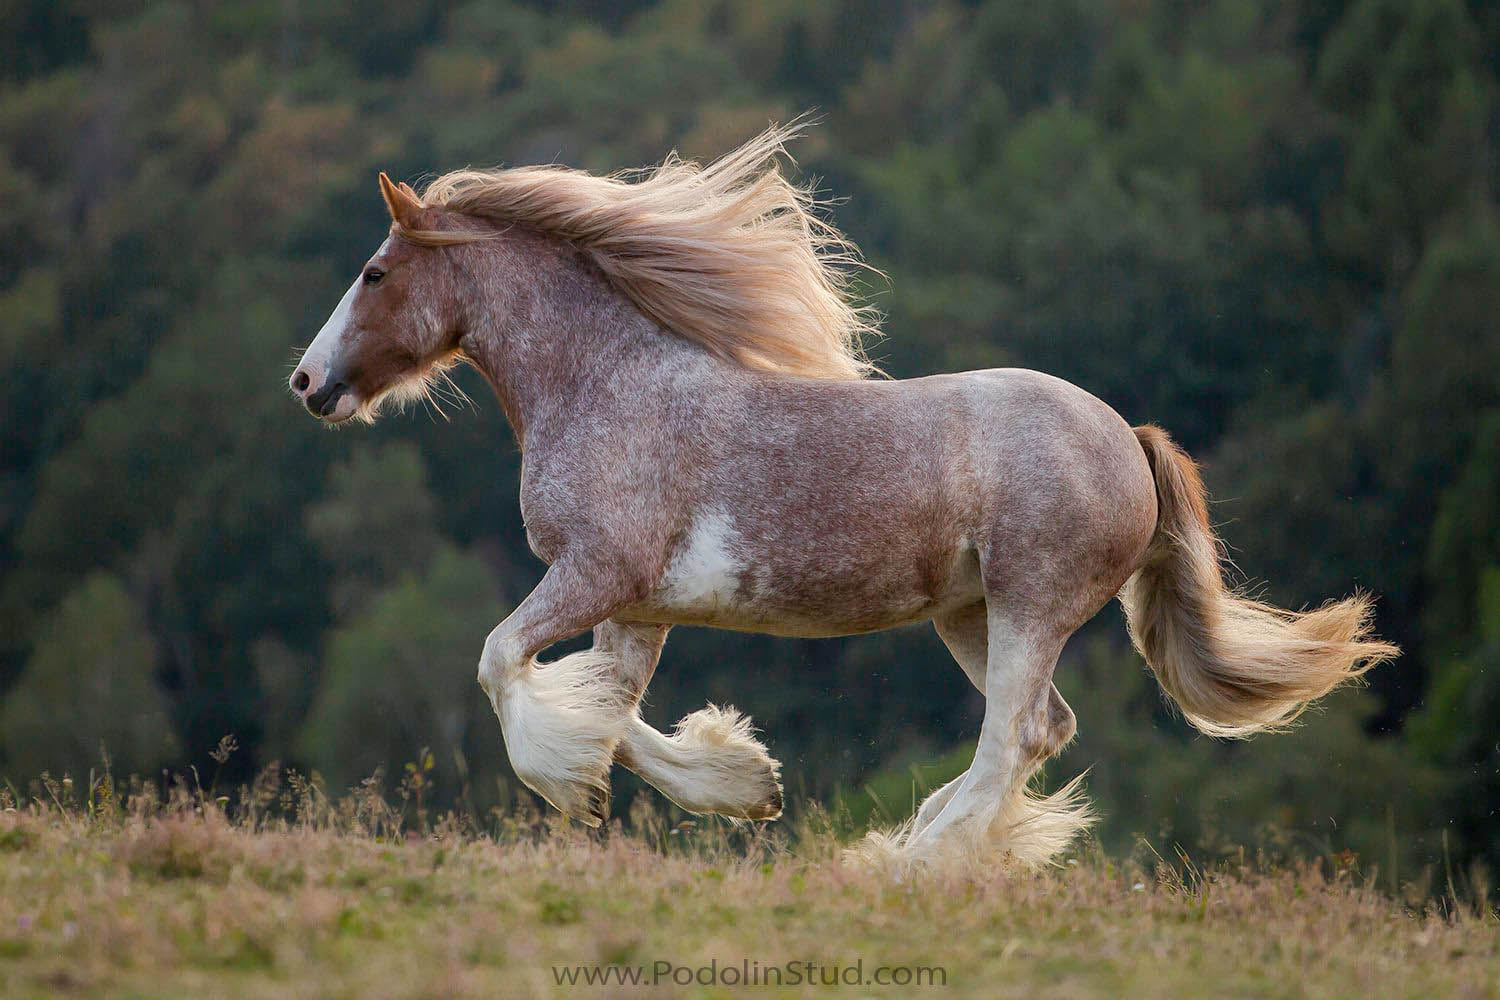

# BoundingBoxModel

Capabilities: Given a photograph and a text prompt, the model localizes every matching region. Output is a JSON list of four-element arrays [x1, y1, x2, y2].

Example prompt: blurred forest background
[[1, 0, 1497, 883]]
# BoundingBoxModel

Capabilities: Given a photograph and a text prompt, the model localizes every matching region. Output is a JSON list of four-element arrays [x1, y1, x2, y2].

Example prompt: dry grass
[[0, 769, 1496, 999]]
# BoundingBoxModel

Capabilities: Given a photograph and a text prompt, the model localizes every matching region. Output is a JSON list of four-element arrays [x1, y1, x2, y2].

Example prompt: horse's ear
[[378, 171, 423, 229]]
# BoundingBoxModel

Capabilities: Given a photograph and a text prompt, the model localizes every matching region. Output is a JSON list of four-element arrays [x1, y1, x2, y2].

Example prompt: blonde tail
[[1120, 425, 1399, 738]]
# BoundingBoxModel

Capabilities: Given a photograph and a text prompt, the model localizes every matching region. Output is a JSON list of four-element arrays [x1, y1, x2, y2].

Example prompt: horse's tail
[[1119, 425, 1399, 738]]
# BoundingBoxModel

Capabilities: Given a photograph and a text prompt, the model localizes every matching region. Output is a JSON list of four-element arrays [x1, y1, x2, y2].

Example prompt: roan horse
[[289, 124, 1398, 870]]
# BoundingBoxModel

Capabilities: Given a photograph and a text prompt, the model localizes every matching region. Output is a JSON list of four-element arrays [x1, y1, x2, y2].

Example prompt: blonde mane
[[406, 122, 881, 380]]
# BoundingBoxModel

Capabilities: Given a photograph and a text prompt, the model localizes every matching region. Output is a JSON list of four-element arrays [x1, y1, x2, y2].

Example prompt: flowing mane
[[405, 123, 880, 380]]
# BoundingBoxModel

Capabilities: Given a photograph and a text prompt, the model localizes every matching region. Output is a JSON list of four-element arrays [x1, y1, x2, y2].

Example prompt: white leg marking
[[910, 771, 967, 836], [905, 620, 1032, 848], [848, 619, 1092, 874], [618, 706, 782, 820], [480, 631, 631, 826]]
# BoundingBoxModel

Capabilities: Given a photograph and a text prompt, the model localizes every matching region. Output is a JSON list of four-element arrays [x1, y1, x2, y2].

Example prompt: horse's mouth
[[306, 380, 358, 423]]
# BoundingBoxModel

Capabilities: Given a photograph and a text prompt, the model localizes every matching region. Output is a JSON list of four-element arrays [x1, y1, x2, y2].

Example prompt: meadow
[[1, 768, 1495, 999]]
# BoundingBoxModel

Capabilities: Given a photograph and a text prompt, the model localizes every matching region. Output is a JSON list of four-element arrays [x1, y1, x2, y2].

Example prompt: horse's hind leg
[[912, 606, 1077, 837], [1022, 683, 1077, 777], [901, 612, 1089, 869], [601, 621, 783, 820], [906, 603, 988, 836]]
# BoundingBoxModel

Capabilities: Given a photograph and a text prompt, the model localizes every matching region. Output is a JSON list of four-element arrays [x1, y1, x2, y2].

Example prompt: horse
[[288, 123, 1398, 870]]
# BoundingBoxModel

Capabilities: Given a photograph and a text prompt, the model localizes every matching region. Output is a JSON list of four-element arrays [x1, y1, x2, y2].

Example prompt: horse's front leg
[[597, 621, 783, 821], [478, 559, 640, 826]]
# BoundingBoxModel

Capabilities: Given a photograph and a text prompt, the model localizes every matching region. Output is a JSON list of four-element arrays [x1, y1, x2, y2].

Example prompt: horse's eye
[[363, 268, 385, 285]]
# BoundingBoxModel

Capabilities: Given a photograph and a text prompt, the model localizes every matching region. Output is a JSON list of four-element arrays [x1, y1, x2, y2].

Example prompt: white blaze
[[299, 237, 391, 393], [299, 277, 359, 390]]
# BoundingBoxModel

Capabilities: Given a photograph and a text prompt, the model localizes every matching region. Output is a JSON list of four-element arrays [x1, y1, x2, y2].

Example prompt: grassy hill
[[1, 782, 1495, 998]]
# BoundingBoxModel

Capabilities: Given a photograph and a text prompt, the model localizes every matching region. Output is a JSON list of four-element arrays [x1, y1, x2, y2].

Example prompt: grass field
[[1, 775, 1497, 999]]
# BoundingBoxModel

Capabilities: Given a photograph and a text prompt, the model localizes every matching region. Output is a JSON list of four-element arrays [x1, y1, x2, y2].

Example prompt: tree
[[297, 547, 509, 803], [304, 441, 443, 616], [0, 572, 178, 782]]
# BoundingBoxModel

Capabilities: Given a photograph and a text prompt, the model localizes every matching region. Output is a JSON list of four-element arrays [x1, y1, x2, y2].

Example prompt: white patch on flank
[[659, 509, 744, 612]]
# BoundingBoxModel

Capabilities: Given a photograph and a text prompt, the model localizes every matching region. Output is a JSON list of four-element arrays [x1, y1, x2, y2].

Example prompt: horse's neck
[[459, 241, 714, 447]]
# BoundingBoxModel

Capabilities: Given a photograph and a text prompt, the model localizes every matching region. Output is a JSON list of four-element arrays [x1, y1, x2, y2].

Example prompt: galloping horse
[[289, 124, 1397, 869]]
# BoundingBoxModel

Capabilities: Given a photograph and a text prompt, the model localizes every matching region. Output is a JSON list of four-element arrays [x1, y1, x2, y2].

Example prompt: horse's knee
[[1019, 684, 1076, 765], [477, 629, 524, 700]]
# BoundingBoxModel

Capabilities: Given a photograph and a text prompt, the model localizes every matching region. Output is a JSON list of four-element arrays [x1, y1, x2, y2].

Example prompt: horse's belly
[[620, 508, 981, 638], [617, 594, 954, 638]]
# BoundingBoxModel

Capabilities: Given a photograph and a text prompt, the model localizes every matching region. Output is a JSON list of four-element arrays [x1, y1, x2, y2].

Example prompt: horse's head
[[290, 174, 469, 423]]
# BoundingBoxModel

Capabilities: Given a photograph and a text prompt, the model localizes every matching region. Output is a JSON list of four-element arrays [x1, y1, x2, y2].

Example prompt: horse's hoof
[[583, 782, 611, 827], [532, 774, 611, 827], [664, 705, 785, 820], [744, 775, 783, 821]]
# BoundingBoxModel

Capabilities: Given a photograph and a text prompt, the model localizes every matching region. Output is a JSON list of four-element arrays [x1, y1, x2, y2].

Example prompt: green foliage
[[0, 572, 177, 780], [1053, 638, 1446, 876], [836, 740, 974, 833], [304, 442, 442, 615], [1425, 411, 1500, 648], [297, 546, 508, 800], [0, 0, 1497, 877]]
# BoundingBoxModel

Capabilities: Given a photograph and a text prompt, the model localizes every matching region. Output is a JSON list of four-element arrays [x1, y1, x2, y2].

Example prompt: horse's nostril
[[291, 370, 311, 393]]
